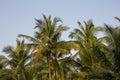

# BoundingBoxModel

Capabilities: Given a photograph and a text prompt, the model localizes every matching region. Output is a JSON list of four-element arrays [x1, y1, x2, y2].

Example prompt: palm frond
[[51, 17, 62, 28], [51, 25, 69, 41], [0, 55, 8, 69], [77, 21, 85, 32], [54, 41, 80, 50], [3, 46, 15, 54], [92, 46, 112, 67], [115, 17, 120, 22], [34, 18, 44, 32], [18, 34, 40, 43]]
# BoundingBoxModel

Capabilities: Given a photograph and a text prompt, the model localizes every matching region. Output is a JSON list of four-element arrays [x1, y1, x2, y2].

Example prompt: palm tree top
[[18, 15, 69, 44]]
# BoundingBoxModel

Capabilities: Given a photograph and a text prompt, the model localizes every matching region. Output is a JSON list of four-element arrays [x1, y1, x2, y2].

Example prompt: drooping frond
[[0, 55, 8, 69], [54, 41, 80, 51], [51, 17, 62, 28], [18, 34, 41, 43], [69, 28, 85, 42], [115, 17, 120, 22], [51, 25, 69, 42], [92, 46, 112, 67], [77, 21, 85, 32], [3, 46, 15, 54], [105, 24, 120, 46]]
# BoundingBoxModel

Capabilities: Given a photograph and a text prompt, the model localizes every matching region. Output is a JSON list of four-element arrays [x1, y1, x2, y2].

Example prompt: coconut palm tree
[[2, 39, 33, 80], [18, 15, 78, 80], [104, 23, 120, 79], [69, 20, 106, 66], [69, 20, 112, 79]]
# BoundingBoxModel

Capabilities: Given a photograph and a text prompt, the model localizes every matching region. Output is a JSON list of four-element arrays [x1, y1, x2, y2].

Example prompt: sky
[[0, 0, 120, 55]]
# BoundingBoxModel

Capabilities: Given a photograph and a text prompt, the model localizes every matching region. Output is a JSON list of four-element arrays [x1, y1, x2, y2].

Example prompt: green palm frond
[[115, 17, 120, 22], [0, 69, 17, 80], [106, 25, 120, 45], [34, 19, 44, 32], [77, 21, 85, 32], [92, 46, 112, 67], [54, 41, 80, 54], [0, 55, 8, 69], [98, 36, 112, 44], [18, 34, 41, 43], [3, 46, 15, 54], [94, 26, 105, 32], [51, 17, 62, 28]]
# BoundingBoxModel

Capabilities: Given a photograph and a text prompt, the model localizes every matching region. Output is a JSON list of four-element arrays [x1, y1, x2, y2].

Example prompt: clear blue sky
[[0, 0, 120, 55]]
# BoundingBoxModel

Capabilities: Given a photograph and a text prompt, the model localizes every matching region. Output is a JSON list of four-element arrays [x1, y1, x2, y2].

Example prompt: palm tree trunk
[[47, 53, 52, 80]]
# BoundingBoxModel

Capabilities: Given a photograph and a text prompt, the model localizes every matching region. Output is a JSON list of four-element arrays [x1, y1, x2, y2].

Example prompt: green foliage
[[0, 15, 120, 80]]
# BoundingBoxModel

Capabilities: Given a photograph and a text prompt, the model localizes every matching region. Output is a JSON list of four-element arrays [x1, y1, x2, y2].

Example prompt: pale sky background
[[0, 0, 120, 55]]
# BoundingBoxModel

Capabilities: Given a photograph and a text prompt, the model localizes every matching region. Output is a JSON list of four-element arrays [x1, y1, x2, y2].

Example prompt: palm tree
[[2, 39, 33, 80], [69, 20, 112, 79], [69, 20, 105, 66], [18, 15, 78, 80], [104, 22, 120, 79]]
